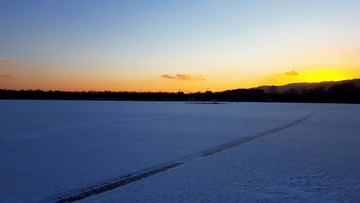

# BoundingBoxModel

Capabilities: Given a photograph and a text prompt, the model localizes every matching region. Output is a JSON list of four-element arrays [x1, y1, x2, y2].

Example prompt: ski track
[[37, 109, 325, 203]]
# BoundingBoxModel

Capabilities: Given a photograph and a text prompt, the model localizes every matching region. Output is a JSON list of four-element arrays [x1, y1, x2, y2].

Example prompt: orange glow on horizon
[[1, 61, 359, 92], [268, 67, 359, 86]]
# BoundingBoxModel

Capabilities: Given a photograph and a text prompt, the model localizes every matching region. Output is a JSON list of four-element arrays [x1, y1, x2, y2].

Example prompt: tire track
[[37, 109, 323, 203], [37, 163, 183, 203], [201, 110, 321, 157], [56, 163, 182, 203]]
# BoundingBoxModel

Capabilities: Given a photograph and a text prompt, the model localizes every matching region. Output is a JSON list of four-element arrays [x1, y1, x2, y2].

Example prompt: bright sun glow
[[270, 68, 357, 86], [304, 69, 347, 83]]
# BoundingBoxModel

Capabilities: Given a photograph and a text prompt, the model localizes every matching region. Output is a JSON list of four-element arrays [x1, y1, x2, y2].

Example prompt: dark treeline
[[271, 82, 360, 103], [1, 82, 360, 103], [0, 88, 264, 102]]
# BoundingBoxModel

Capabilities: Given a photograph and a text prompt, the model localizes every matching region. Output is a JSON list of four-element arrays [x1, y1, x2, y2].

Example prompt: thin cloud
[[176, 74, 194, 80], [196, 75, 206, 81], [1, 75, 13, 79], [161, 74, 206, 81], [271, 78, 279, 82], [161, 74, 177, 79], [2, 60, 11, 68], [285, 70, 299, 76]]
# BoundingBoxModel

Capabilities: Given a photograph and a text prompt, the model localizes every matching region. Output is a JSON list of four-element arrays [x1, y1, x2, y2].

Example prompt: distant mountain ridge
[[257, 78, 360, 93]]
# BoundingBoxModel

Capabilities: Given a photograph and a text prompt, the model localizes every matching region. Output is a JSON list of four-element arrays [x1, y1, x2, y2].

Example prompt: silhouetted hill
[[257, 78, 360, 93]]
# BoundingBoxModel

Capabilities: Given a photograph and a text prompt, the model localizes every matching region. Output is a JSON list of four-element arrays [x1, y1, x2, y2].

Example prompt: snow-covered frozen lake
[[0, 100, 359, 202]]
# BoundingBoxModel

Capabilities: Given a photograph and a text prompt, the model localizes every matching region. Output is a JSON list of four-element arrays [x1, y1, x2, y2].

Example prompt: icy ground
[[0, 101, 359, 202]]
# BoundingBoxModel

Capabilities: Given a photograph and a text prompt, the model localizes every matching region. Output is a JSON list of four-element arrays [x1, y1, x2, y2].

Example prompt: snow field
[[79, 106, 360, 203], [0, 100, 359, 202]]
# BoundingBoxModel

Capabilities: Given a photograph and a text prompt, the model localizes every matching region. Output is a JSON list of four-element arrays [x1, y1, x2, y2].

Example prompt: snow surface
[[0, 100, 359, 202]]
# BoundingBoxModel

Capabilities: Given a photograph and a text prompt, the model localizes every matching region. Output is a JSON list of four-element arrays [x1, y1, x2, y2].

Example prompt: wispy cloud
[[161, 74, 177, 79], [285, 70, 299, 76], [1, 75, 13, 79], [176, 74, 194, 80], [196, 75, 206, 81], [2, 60, 11, 68], [274, 70, 300, 77], [161, 74, 206, 81], [271, 78, 279, 82]]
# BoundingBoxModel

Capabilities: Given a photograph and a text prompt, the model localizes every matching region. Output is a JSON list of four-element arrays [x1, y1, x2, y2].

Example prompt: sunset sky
[[1, 0, 360, 92]]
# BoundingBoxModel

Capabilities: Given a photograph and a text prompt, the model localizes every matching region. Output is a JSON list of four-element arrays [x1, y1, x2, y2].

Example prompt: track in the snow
[[37, 110, 323, 203]]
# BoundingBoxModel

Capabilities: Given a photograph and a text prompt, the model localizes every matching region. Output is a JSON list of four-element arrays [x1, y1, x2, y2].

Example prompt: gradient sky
[[1, 0, 360, 92]]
